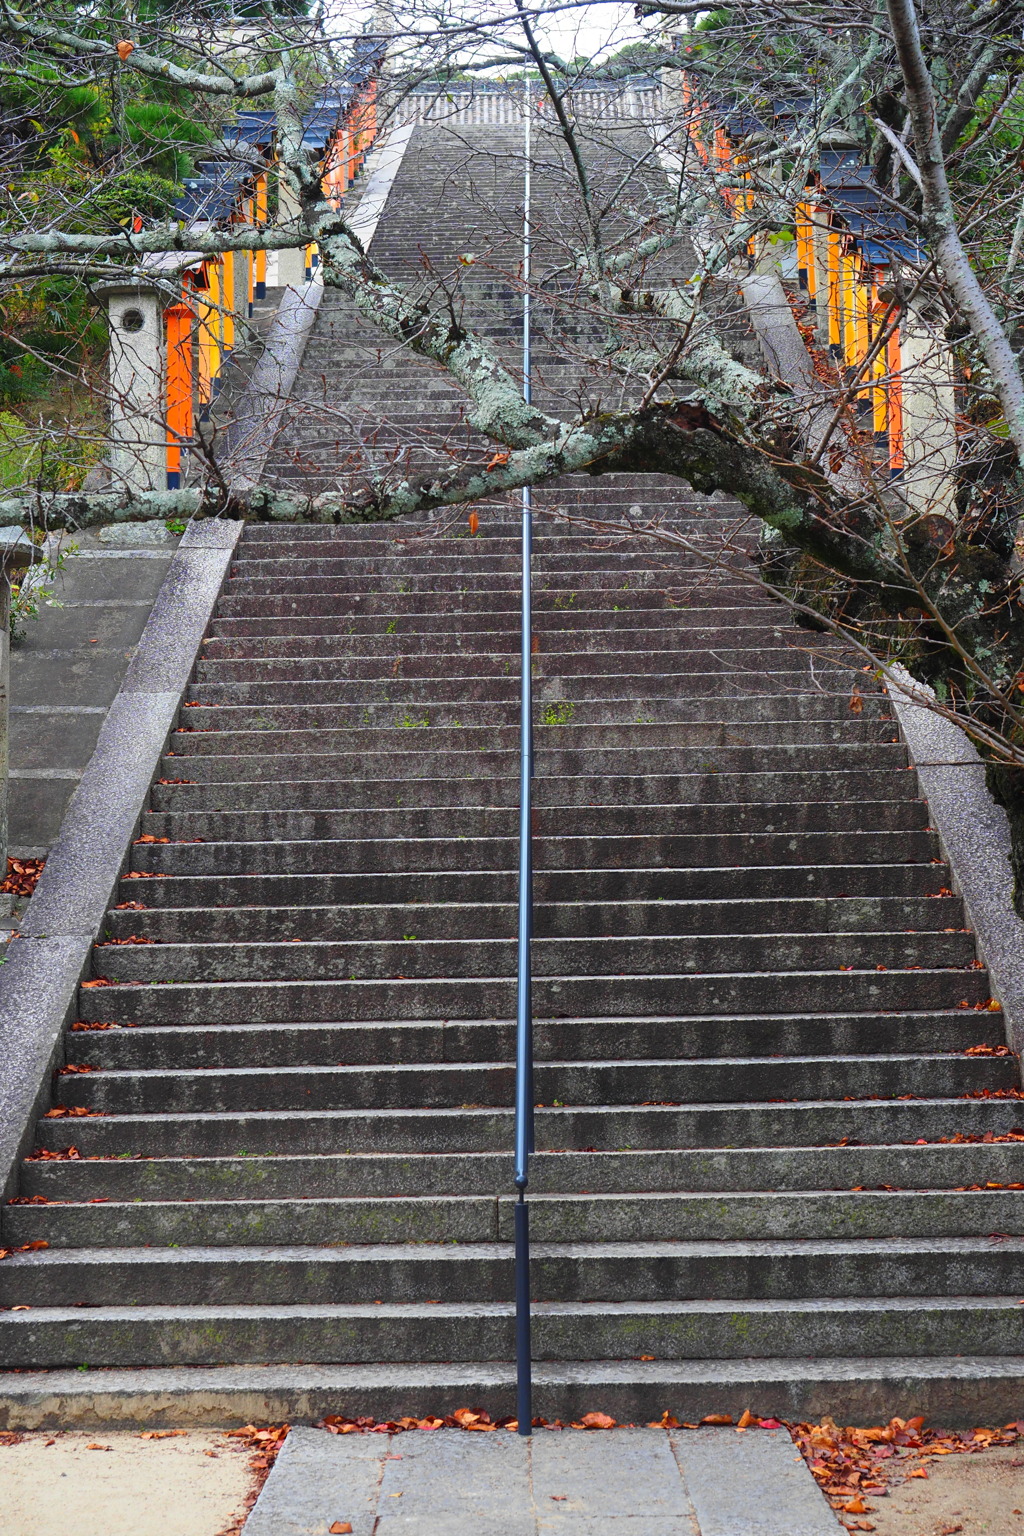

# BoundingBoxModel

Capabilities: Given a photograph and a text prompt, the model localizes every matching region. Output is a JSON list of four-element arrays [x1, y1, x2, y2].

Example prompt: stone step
[[61, 1007, 991, 1070], [90, 931, 977, 985], [4, 1296, 1023, 1371], [56, 1052, 1008, 1114], [4, 1237, 1024, 1307], [7, 1188, 1024, 1251], [114, 862, 953, 908], [32, 1097, 1024, 1159], [126, 829, 940, 875], [141, 802, 926, 841], [102, 894, 964, 943], [22, 1141, 1023, 1201]]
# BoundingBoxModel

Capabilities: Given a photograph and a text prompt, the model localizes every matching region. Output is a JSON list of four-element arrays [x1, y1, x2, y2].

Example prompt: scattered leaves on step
[[0, 1240, 49, 1260], [576, 1413, 616, 1430], [57, 1064, 98, 1075], [114, 902, 149, 911], [1, 857, 44, 898], [27, 1145, 81, 1160], [71, 1020, 130, 1032], [139, 1430, 188, 1439], [135, 835, 170, 845], [99, 934, 156, 946], [961, 1087, 1024, 1099], [964, 1044, 1014, 1056], [44, 1105, 105, 1118], [80, 979, 115, 989]]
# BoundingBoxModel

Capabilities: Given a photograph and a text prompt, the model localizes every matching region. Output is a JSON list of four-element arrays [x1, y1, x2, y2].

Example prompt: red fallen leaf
[[27, 1146, 81, 1160], [0, 1240, 49, 1259], [579, 1412, 616, 1430], [115, 39, 134, 59], [468, 511, 480, 534], [759, 1419, 784, 1429]]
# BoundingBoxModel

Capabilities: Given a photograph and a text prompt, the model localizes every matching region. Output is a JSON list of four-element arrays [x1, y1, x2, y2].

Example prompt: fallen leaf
[[907, 1467, 928, 1479], [329, 1524, 352, 1534], [702, 1414, 733, 1426], [86, 1443, 112, 1451], [468, 511, 479, 535], [579, 1412, 616, 1430], [139, 1430, 187, 1439], [737, 1410, 757, 1430]]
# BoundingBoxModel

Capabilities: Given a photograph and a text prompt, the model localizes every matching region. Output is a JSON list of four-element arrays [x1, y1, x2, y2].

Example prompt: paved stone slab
[[672, 1429, 838, 1535], [242, 1427, 838, 1535]]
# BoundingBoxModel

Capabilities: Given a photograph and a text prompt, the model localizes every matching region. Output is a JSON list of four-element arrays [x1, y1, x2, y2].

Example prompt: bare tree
[[5, 0, 1024, 897]]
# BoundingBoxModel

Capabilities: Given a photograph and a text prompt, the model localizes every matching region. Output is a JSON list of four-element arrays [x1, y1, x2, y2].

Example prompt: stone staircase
[[1, 121, 1023, 1423]]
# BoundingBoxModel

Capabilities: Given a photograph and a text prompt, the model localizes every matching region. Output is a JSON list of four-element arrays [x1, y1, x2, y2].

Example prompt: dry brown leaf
[[468, 511, 479, 534], [329, 1524, 352, 1534], [116, 40, 135, 59], [579, 1412, 616, 1430]]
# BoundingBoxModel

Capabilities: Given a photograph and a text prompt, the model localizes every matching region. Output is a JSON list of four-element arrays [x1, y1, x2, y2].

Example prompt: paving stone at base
[[241, 1427, 838, 1535]]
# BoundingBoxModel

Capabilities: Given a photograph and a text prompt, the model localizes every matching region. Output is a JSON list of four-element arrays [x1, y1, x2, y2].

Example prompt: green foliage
[[9, 541, 80, 643]]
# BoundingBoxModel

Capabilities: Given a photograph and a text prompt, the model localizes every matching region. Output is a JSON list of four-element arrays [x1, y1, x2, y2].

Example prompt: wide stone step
[[3, 1356, 1024, 1429], [31, 1095, 1024, 1161], [102, 894, 965, 944], [126, 829, 940, 875], [137, 803, 926, 843], [4, 1237, 1024, 1306], [192, 648, 840, 683], [90, 931, 976, 985], [153, 712, 897, 758], [22, 1140, 1024, 1202], [8, 1188, 1024, 1253], [177, 669, 852, 704], [56, 1052, 1009, 1115], [115, 863, 952, 909], [3, 1296, 1022, 1371]]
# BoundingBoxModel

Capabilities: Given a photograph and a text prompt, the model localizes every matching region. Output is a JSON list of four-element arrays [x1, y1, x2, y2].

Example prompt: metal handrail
[[514, 77, 535, 1438]]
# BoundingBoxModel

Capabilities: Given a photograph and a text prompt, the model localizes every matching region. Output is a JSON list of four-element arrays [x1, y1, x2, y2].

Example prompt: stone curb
[[0, 519, 243, 1213], [888, 672, 1024, 1066], [224, 122, 415, 481]]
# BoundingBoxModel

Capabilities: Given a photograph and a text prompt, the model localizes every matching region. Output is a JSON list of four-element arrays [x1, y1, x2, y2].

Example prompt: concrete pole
[[898, 300, 957, 517], [96, 281, 167, 493], [275, 173, 307, 290]]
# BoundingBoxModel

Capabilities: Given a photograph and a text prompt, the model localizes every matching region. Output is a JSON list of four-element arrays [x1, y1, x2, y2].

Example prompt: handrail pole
[[514, 75, 534, 1439]]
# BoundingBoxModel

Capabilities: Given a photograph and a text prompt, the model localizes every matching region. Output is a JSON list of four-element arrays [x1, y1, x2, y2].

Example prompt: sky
[[330, 1, 651, 70]]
